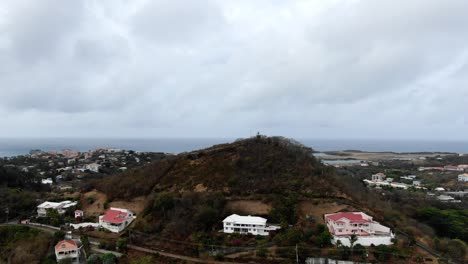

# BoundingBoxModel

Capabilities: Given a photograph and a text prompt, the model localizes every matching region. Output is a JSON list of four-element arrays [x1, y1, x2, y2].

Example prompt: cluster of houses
[[39, 197, 394, 263], [36, 201, 136, 234], [363, 173, 426, 190], [418, 165, 468, 172], [220, 212, 394, 247], [1, 148, 165, 191]]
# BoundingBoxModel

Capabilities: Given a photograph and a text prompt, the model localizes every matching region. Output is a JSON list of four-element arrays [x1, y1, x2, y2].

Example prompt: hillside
[[95, 136, 338, 201], [83, 136, 463, 263]]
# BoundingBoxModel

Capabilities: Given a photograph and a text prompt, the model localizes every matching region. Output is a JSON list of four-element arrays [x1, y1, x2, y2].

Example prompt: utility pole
[[296, 244, 298, 264]]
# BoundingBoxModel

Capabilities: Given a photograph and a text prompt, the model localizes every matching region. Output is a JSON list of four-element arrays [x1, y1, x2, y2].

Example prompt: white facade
[[99, 207, 136, 233], [37, 201, 77, 217], [222, 214, 280, 236], [325, 212, 394, 247], [371, 173, 386, 182], [85, 163, 101, 173], [41, 178, 53, 185], [75, 210, 84, 219], [458, 173, 468, 182], [55, 240, 82, 264]]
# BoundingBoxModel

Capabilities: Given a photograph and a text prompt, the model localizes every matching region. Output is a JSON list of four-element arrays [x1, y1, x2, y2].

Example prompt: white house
[[37, 201, 77, 217], [99, 207, 136, 233], [371, 173, 386, 182], [55, 239, 83, 264], [458, 173, 468, 182], [85, 163, 101, 173], [75, 210, 84, 219], [41, 178, 53, 185], [324, 212, 394, 247], [222, 214, 280, 236]]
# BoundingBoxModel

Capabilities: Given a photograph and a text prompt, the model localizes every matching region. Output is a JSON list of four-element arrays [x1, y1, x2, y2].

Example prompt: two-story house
[[324, 212, 394, 246], [55, 239, 83, 264], [222, 214, 280, 236], [37, 201, 77, 217]]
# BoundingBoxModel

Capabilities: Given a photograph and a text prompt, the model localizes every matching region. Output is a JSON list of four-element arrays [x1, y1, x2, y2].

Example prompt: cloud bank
[[0, 0, 467, 139]]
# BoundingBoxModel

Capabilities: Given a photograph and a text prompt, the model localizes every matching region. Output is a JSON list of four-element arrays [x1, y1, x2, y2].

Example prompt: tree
[[116, 238, 128, 252], [153, 192, 175, 217], [47, 209, 63, 227], [80, 235, 90, 253], [53, 230, 65, 244], [353, 244, 367, 261], [447, 239, 467, 261], [194, 206, 217, 231], [315, 230, 332, 247], [100, 253, 117, 264], [350, 233, 358, 254]]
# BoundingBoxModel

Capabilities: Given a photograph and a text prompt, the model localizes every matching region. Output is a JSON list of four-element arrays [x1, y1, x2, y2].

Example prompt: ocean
[[0, 138, 467, 157]]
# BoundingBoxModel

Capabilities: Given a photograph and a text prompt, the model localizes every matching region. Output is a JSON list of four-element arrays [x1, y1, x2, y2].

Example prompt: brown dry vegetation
[[81, 189, 107, 217], [95, 136, 339, 201], [225, 200, 272, 215], [0, 226, 52, 264], [298, 200, 351, 224]]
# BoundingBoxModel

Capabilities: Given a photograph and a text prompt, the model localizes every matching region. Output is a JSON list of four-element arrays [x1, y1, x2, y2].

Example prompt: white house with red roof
[[99, 207, 136, 233], [55, 239, 83, 264], [324, 212, 394, 246], [74, 210, 84, 219]]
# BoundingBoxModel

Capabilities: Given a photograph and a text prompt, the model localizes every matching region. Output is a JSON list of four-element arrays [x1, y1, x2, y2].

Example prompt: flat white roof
[[38, 201, 76, 209], [223, 214, 267, 225]]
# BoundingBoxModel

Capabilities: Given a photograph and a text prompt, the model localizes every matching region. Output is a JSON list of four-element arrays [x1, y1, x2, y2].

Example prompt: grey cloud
[[0, 0, 467, 139]]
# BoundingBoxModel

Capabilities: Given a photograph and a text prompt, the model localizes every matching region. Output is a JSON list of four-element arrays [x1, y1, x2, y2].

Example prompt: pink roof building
[[99, 207, 136, 233], [324, 212, 394, 246]]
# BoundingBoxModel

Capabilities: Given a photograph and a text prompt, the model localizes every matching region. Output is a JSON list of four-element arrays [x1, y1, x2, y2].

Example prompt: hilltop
[[94, 135, 338, 201]]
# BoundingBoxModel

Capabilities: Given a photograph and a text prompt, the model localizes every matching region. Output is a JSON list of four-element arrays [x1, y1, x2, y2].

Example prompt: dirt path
[[128, 244, 251, 264]]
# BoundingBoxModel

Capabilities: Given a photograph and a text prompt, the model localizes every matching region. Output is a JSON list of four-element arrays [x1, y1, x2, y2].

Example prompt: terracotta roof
[[101, 209, 129, 224], [55, 240, 78, 251], [326, 212, 370, 223]]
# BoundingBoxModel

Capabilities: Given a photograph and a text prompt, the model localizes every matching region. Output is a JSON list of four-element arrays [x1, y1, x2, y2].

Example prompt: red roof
[[101, 209, 129, 224], [55, 240, 78, 251], [326, 212, 370, 223]]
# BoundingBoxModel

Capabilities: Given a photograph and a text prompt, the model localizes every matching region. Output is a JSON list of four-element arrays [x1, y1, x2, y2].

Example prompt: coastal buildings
[[37, 201, 77, 217], [324, 212, 394, 246], [99, 207, 136, 233], [364, 172, 425, 190], [55, 239, 83, 264], [222, 214, 281, 236]]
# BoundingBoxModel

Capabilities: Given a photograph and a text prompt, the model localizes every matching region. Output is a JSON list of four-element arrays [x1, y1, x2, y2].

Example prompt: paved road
[[91, 247, 123, 258], [128, 244, 250, 264]]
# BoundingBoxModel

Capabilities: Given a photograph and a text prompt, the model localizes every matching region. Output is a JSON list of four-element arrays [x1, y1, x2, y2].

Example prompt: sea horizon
[[1, 137, 468, 158]]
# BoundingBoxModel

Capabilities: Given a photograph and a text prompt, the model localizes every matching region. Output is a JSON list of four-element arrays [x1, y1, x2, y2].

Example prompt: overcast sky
[[0, 0, 467, 140]]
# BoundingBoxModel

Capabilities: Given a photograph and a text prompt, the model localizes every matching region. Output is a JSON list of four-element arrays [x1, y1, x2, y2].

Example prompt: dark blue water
[[0, 138, 467, 157]]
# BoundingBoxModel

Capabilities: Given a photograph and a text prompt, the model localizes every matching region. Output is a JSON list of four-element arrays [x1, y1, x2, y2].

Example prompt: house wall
[[223, 222, 269, 236], [56, 250, 80, 264], [332, 235, 394, 247], [458, 176, 468, 182], [326, 218, 373, 236]]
